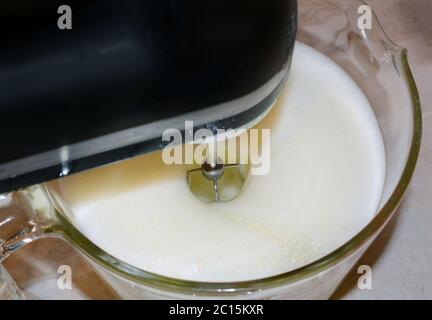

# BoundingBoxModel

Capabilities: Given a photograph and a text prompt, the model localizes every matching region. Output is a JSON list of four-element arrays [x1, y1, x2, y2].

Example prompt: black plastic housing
[[0, 0, 297, 193]]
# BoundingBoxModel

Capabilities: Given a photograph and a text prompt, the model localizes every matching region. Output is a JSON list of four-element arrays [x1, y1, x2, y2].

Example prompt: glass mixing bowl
[[0, 0, 422, 299]]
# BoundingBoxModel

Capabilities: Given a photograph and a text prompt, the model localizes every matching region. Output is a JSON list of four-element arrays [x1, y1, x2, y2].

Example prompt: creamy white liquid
[[56, 42, 385, 282]]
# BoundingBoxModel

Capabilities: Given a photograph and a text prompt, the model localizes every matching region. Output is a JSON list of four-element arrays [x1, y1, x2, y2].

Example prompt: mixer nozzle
[[201, 160, 225, 202], [186, 137, 248, 204], [187, 159, 246, 203]]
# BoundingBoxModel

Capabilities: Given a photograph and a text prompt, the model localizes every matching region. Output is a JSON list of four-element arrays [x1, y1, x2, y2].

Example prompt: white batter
[[55, 42, 385, 282]]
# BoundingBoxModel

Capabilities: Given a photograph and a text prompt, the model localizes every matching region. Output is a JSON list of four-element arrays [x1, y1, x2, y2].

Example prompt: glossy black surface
[[0, 0, 297, 192]]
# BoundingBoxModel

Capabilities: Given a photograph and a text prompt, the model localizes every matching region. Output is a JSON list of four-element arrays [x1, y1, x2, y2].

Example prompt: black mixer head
[[0, 0, 297, 194]]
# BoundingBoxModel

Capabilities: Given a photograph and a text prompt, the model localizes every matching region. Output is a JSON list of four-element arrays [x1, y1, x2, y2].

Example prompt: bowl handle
[[0, 187, 59, 299]]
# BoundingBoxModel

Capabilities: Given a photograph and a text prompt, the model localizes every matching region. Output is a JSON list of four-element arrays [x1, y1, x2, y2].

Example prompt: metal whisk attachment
[[186, 144, 247, 203]]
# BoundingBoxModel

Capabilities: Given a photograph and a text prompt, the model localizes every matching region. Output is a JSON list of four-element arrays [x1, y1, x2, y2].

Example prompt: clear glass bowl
[[0, 0, 422, 299]]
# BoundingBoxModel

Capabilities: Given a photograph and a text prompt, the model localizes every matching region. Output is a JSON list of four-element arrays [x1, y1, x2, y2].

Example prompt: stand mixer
[[0, 0, 297, 202]]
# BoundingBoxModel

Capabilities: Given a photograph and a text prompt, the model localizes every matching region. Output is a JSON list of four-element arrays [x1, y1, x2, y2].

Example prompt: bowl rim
[[46, 0, 423, 297]]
